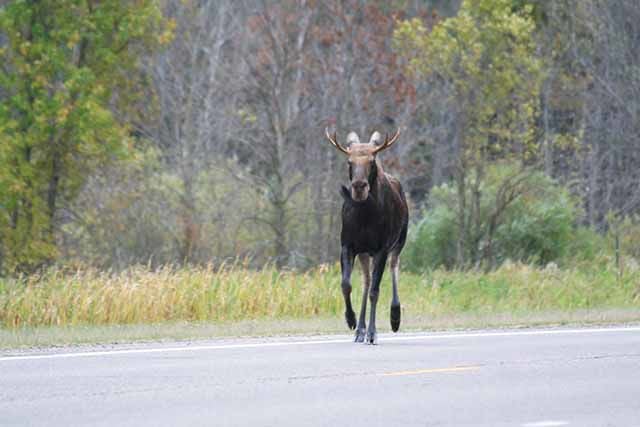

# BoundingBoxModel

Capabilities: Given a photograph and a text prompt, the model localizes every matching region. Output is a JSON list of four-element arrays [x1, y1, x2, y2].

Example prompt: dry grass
[[1, 261, 639, 330], [0, 263, 343, 327]]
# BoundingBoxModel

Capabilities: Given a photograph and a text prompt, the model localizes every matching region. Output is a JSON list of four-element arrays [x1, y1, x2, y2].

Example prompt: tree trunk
[[47, 153, 61, 238], [179, 175, 198, 263], [455, 163, 467, 268], [0, 234, 4, 274], [272, 197, 288, 268], [22, 146, 34, 243], [454, 117, 467, 268], [470, 160, 484, 266], [542, 80, 554, 177], [484, 219, 497, 272], [587, 147, 599, 228]]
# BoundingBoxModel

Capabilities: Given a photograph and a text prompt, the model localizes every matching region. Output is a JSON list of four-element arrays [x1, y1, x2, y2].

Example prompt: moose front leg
[[366, 252, 388, 345], [354, 253, 371, 342], [390, 252, 401, 332], [340, 246, 356, 330]]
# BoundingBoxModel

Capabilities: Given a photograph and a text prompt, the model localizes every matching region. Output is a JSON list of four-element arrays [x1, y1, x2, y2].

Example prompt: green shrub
[[405, 165, 580, 271], [562, 226, 609, 264], [495, 181, 575, 265], [404, 203, 458, 270], [615, 216, 640, 259]]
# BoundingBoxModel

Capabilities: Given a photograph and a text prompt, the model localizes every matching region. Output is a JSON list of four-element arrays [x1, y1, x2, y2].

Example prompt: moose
[[324, 127, 409, 344]]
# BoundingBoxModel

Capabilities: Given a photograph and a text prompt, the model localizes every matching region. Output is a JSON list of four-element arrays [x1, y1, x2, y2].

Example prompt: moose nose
[[352, 180, 368, 191]]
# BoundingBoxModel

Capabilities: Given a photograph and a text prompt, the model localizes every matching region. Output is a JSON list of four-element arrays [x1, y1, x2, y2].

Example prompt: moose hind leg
[[366, 253, 388, 345], [341, 246, 356, 330], [354, 254, 371, 343], [390, 253, 401, 332]]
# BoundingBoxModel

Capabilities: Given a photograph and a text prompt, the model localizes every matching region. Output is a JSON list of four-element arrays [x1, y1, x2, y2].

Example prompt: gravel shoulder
[[2, 308, 640, 351]]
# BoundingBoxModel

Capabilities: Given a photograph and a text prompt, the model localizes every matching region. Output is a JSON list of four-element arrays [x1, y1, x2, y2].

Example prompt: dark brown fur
[[326, 130, 409, 344]]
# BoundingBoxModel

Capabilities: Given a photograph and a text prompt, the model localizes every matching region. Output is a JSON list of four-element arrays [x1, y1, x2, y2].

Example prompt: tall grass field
[[1, 260, 639, 329]]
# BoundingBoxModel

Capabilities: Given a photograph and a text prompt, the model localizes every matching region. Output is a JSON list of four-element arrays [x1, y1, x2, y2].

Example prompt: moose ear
[[369, 131, 382, 145], [346, 132, 360, 145]]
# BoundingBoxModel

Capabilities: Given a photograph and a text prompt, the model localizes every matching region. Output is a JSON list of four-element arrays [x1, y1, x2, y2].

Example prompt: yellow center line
[[379, 365, 481, 377]]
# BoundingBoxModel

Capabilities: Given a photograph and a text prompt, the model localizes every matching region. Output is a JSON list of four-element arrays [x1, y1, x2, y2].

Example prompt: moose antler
[[324, 127, 350, 155], [372, 129, 401, 154]]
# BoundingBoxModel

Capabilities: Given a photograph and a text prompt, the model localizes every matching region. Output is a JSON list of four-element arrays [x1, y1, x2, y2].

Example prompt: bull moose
[[324, 128, 409, 344]]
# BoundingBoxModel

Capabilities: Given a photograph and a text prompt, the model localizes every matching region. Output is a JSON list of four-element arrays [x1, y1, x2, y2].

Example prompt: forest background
[[1, 0, 640, 337]]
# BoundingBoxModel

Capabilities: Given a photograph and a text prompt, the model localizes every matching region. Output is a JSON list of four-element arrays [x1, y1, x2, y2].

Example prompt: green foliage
[[59, 148, 268, 269], [422, 261, 640, 314], [394, 0, 543, 155], [405, 165, 579, 271], [607, 215, 640, 260], [404, 202, 458, 270], [58, 148, 333, 270], [495, 181, 575, 265], [394, 0, 545, 267], [0, 0, 169, 273], [563, 226, 608, 264]]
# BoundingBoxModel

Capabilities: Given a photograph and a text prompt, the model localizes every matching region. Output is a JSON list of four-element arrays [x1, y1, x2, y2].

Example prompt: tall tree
[[523, 0, 640, 229], [224, 0, 421, 267], [0, 0, 169, 272], [566, 1, 640, 228], [142, 0, 238, 263], [395, 0, 543, 267]]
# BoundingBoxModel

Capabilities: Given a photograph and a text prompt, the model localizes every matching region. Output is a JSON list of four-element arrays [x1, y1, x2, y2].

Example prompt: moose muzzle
[[351, 180, 370, 202]]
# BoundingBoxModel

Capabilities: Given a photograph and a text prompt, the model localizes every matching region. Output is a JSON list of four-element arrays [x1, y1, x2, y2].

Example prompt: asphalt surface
[[1, 326, 640, 427]]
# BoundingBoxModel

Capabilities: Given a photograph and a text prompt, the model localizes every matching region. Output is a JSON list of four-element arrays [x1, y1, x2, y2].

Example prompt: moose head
[[324, 128, 401, 202]]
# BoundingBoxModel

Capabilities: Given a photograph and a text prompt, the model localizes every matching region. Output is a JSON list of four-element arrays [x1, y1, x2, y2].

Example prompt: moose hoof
[[345, 309, 356, 330], [390, 304, 401, 332], [366, 330, 378, 345], [354, 328, 366, 343]]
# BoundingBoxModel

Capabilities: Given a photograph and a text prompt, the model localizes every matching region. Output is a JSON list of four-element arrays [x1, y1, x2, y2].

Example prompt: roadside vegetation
[[2, 0, 640, 274], [2, 258, 638, 331], [3, 1, 640, 346]]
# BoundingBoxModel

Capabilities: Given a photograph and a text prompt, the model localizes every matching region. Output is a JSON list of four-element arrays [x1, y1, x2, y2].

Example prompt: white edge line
[[1, 326, 639, 362], [522, 421, 569, 427]]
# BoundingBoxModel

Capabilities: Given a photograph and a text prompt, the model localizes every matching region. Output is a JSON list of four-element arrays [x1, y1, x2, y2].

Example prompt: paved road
[[1, 326, 640, 427]]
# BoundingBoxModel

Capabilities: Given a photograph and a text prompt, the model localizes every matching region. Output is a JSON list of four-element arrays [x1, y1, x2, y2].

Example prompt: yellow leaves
[[34, 113, 48, 127], [18, 62, 31, 74], [10, 182, 25, 193], [394, 0, 543, 163], [394, 17, 428, 43], [392, 18, 430, 75], [157, 18, 176, 45], [552, 133, 581, 151], [66, 32, 80, 49], [57, 106, 71, 124], [33, 74, 48, 89], [92, 84, 106, 96], [19, 41, 30, 56], [237, 108, 257, 125], [0, 119, 18, 133]]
